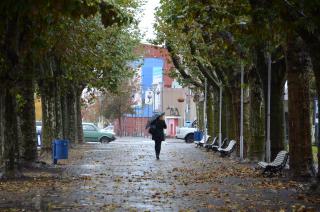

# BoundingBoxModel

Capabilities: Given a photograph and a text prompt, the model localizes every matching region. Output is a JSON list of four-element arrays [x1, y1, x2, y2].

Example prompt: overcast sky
[[138, 0, 160, 43]]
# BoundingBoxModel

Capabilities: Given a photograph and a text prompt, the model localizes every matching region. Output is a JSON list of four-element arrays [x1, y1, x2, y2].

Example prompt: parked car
[[82, 122, 116, 143], [176, 120, 197, 143], [102, 125, 116, 136]]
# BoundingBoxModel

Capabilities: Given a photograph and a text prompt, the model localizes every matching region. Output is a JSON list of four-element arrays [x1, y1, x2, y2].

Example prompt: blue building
[[131, 57, 164, 118]]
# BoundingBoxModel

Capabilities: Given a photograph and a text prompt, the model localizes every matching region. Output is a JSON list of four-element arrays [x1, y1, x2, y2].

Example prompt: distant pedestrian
[[150, 114, 167, 160]]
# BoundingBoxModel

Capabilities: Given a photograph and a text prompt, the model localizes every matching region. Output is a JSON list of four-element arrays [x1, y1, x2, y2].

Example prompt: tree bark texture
[[0, 90, 4, 164], [229, 86, 241, 154], [286, 35, 314, 179], [40, 86, 56, 150], [1, 15, 23, 177], [222, 92, 227, 140], [75, 88, 84, 144], [54, 79, 63, 139], [255, 45, 286, 160], [317, 93, 320, 181], [213, 91, 220, 136], [3, 88, 21, 178], [224, 89, 233, 139], [61, 93, 70, 140], [198, 101, 204, 131], [248, 68, 265, 161], [18, 79, 37, 162], [66, 85, 78, 144], [243, 87, 250, 159], [250, 0, 287, 160], [270, 59, 286, 160], [299, 33, 320, 180], [118, 117, 122, 137], [207, 91, 214, 137]]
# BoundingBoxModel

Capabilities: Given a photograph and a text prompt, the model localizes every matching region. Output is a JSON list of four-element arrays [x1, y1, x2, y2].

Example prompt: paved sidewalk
[[0, 137, 319, 211]]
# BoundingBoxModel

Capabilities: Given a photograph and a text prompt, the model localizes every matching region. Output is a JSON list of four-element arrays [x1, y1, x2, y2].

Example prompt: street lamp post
[[147, 92, 152, 118], [160, 82, 164, 112], [152, 84, 158, 113], [185, 89, 190, 123], [157, 89, 160, 111], [204, 78, 207, 144], [240, 61, 244, 161], [266, 52, 271, 163], [239, 21, 246, 160], [219, 85, 222, 148]]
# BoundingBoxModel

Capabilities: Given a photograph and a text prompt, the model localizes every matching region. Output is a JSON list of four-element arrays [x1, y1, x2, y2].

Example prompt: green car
[[82, 122, 116, 143]]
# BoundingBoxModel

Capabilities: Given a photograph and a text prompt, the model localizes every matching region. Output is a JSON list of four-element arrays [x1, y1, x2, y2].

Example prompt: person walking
[[151, 114, 167, 160]]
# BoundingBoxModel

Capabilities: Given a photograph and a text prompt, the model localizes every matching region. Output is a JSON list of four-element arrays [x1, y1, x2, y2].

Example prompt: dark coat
[[151, 119, 167, 141]]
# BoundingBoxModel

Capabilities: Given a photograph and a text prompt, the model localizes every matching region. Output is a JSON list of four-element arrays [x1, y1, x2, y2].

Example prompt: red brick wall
[[113, 117, 150, 137]]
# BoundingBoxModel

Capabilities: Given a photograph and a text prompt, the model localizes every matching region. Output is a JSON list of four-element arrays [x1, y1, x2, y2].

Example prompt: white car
[[102, 125, 116, 136], [176, 121, 197, 143]]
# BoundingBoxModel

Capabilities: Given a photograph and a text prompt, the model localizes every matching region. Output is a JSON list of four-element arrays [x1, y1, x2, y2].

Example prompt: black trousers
[[154, 140, 162, 156]]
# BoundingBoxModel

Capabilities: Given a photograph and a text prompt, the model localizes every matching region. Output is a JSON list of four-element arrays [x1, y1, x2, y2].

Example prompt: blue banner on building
[[129, 58, 164, 118]]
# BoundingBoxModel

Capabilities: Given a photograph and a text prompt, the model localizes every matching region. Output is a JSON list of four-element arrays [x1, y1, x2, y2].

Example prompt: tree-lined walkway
[[0, 138, 319, 211]]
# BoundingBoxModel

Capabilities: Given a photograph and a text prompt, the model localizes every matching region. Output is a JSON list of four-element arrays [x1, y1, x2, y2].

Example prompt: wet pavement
[[0, 137, 320, 211]]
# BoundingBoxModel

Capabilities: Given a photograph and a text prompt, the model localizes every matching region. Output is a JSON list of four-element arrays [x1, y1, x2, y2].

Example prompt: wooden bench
[[217, 140, 236, 157], [257, 150, 289, 176]]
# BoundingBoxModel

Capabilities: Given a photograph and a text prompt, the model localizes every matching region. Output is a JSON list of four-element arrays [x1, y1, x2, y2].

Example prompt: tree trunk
[[118, 117, 122, 137], [61, 93, 69, 140], [313, 83, 320, 180], [54, 79, 63, 139], [255, 45, 287, 160], [270, 59, 286, 160], [316, 92, 320, 182], [286, 35, 314, 179], [250, 0, 287, 160], [40, 87, 56, 150], [222, 92, 227, 139], [198, 101, 204, 131], [18, 79, 37, 163], [207, 91, 214, 137], [243, 87, 250, 159], [3, 87, 21, 178], [248, 68, 265, 161], [1, 15, 23, 178], [224, 89, 233, 139], [230, 87, 241, 153], [269, 82, 285, 159], [75, 88, 84, 144], [213, 91, 220, 136], [66, 85, 78, 144], [0, 89, 4, 164], [309, 51, 320, 182], [317, 93, 320, 180], [37, 55, 66, 152], [300, 34, 320, 180]]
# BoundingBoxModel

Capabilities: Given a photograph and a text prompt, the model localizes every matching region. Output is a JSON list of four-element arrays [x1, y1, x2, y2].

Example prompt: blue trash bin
[[194, 131, 203, 141], [194, 131, 199, 141], [52, 139, 69, 164], [198, 132, 203, 141]]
